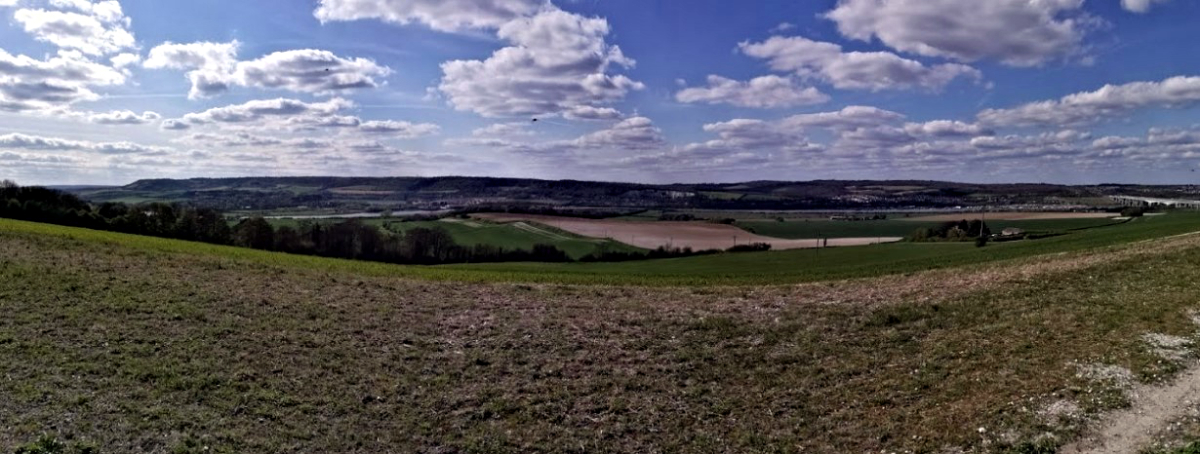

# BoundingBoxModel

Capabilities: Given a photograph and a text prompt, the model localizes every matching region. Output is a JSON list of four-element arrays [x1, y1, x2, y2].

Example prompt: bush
[[975, 236, 989, 248], [1121, 206, 1146, 217], [728, 243, 772, 253]]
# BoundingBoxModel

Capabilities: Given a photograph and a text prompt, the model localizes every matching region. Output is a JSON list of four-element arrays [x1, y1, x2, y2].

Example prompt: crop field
[[740, 217, 1124, 239], [262, 217, 639, 259], [907, 211, 1117, 221], [5, 215, 1200, 452], [382, 219, 641, 259], [474, 213, 901, 251]]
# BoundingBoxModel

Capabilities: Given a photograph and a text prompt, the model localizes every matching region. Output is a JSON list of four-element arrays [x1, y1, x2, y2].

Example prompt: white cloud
[[825, 0, 1093, 67], [564, 106, 624, 121], [438, 8, 642, 117], [13, 3, 136, 56], [903, 120, 992, 138], [234, 49, 392, 95], [978, 76, 1200, 127], [781, 105, 907, 130], [687, 118, 821, 154], [145, 41, 390, 99], [770, 22, 796, 33], [569, 116, 664, 150], [160, 119, 190, 131], [313, 0, 545, 32], [739, 36, 981, 91], [87, 109, 161, 125], [165, 98, 439, 147], [1122, 0, 1171, 13], [675, 75, 829, 109], [177, 97, 355, 125], [359, 120, 440, 138], [0, 47, 126, 111], [0, 132, 168, 154]]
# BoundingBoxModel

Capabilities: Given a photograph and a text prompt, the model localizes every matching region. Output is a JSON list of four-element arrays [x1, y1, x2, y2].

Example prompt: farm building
[[1001, 228, 1025, 237]]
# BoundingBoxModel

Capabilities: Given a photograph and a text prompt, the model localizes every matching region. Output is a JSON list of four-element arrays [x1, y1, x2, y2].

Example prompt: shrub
[[1121, 206, 1146, 217], [728, 243, 772, 253]]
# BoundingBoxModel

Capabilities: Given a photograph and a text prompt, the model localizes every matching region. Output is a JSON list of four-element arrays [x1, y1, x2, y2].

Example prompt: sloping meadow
[[3, 221, 1200, 452]]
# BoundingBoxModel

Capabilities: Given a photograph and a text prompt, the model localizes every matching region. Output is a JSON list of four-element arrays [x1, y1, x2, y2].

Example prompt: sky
[[3, 0, 1200, 185]]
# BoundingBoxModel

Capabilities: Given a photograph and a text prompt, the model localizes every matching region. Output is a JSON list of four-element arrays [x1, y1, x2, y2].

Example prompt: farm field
[[907, 211, 1117, 221], [5, 216, 1200, 452], [740, 217, 1124, 239], [0, 213, 1196, 286], [262, 217, 640, 259], [474, 213, 901, 250]]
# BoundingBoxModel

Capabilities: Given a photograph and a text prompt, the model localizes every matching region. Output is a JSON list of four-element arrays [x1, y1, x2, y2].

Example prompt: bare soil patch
[[905, 212, 1116, 222], [1063, 364, 1200, 454], [474, 213, 900, 250]]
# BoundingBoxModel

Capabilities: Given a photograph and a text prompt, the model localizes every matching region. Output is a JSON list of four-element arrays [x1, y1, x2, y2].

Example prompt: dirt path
[[1062, 362, 1200, 454]]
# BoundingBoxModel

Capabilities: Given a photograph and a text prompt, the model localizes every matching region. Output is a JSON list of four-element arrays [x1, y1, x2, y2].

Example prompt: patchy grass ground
[[4, 217, 1200, 452]]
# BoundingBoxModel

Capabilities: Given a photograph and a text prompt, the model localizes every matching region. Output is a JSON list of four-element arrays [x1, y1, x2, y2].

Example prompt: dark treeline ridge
[[0, 182, 756, 265]]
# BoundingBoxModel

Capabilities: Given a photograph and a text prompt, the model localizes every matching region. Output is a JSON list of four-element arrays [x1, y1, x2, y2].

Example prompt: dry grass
[[3, 226, 1200, 452]]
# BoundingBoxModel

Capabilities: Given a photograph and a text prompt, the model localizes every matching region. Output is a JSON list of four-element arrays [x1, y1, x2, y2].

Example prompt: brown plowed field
[[473, 213, 901, 250]]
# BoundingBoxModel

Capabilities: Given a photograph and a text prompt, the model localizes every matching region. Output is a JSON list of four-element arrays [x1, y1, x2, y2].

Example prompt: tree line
[[908, 219, 992, 242]]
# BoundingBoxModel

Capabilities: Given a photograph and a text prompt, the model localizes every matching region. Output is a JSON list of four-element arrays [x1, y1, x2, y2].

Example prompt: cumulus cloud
[[1122, 0, 1171, 13], [179, 97, 355, 125], [903, 120, 993, 138], [564, 106, 624, 121], [739, 36, 981, 91], [781, 105, 907, 130], [569, 117, 665, 150], [0, 132, 168, 154], [144, 41, 390, 99], [87, 109, 161, 125], [359, 120, 441, 138], [13, 1, 136, 56], [675, 75, 829, 108], [163, 98, 439, 146], [313, 0, 545, 32], [686, 118, 821, 155], [0, 47, 126, 111], [978, 76, 1200, 127], [454, 116, 664, 155], [825, 0, 1094, 67], [0, 1, 137, 112], [438, 8, 642, 117]]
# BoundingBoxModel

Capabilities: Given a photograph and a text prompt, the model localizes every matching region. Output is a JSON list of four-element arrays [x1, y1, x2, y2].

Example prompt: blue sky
[[3, 0, 1200, 185]]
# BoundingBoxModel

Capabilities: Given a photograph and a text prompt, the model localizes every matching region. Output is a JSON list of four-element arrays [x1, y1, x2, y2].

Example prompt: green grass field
[[6, 213, 1200, 452], [2, 213, 1198, 286], [738, 217, 1123, 239], [444, 213, 1200, 285], [381, 219, 641, 259], [261, 217, 642, 260]]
